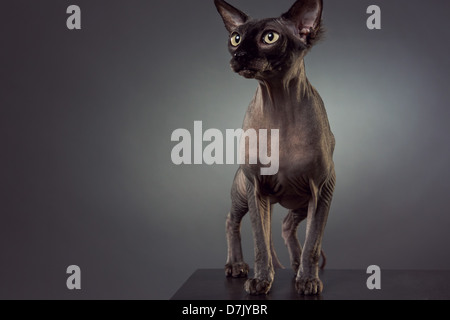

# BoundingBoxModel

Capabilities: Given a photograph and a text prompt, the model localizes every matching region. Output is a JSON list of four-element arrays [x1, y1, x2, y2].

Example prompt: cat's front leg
[[244, 183, 274, 295], [225, 169, 250, 278], [296, 176, 334, 295]]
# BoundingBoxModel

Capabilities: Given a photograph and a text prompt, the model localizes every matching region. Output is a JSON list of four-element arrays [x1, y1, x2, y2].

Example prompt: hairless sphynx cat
[[214, 0, 335, 295]]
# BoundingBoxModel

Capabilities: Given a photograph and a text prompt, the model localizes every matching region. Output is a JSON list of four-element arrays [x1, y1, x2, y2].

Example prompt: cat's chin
[[237, 69, 257, 79]]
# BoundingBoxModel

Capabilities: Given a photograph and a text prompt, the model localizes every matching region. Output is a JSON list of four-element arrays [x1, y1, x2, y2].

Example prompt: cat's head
[[214, 0, 323, 80]]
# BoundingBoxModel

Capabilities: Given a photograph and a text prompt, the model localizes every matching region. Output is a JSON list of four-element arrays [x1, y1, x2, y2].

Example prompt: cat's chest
[[240, 119, 327, 174], [242, 107, 322, 158], [240, 99, 332, 187]]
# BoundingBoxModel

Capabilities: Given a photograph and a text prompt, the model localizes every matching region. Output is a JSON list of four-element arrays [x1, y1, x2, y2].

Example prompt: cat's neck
[[256, 59, 312, 108]]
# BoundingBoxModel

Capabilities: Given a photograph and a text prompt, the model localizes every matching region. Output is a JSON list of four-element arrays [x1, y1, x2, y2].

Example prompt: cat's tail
[[272, 246, 325, 269], [271, 242, 285, 269], [272, 244, 325, 270], [320, 249, 326, 270]]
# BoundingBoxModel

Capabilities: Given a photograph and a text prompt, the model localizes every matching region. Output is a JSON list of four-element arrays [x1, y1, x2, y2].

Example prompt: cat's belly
[[274, 193, 311, 210], [241, 166, 318, 210], [239, 119, 334, 209], [262, 176, 311, 210]]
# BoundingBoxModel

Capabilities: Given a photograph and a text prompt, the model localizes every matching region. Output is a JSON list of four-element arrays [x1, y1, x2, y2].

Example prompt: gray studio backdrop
[[1, 0, 449, 299]]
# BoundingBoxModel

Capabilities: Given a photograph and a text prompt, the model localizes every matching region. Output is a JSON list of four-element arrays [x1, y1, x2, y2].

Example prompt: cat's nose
[[234, 51, 247, 59]]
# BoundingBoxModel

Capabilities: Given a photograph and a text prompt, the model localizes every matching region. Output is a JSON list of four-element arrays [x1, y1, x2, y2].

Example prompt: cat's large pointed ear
[[281, 0, 323, 45], [214, 0, 249, 33]]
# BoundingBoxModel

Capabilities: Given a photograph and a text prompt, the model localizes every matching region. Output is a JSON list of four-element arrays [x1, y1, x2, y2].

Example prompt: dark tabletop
[[171, 269, 450, 300]]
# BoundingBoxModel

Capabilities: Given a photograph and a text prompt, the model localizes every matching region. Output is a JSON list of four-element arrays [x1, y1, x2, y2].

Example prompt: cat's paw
[[244, 278, 272, 295], [225, 262, 249, 278], [295, 276, 323, 295]]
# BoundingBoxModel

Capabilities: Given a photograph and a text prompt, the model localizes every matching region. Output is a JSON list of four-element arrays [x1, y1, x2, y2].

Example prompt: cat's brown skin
[[215, 0, 335, 295]]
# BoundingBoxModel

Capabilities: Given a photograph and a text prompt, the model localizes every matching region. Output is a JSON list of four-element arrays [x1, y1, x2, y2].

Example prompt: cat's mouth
[[238, 68, 257, 79], [232, 64, 258, 79], [231, 59, 269, 79]]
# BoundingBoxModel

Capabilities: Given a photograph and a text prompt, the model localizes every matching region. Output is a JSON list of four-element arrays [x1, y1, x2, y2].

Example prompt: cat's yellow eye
[[263, 31, 280, 44], [230, 33, 241, 47]]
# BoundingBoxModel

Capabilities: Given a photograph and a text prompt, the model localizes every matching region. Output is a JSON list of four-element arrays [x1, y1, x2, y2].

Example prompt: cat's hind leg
[[225, 168, 249, 278]]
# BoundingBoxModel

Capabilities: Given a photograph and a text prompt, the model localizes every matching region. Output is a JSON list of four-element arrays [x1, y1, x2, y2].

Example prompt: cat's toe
[[244, 278, 272, 295], [295, 276, 323, 295], [225, 262, 249, 278]]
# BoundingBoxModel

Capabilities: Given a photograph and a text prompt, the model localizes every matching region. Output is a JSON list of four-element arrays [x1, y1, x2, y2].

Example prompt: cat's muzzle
[[230, 59, 261, 79]]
